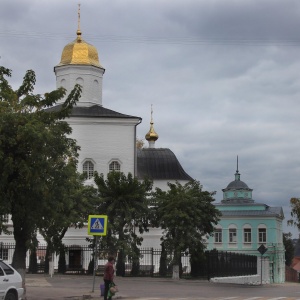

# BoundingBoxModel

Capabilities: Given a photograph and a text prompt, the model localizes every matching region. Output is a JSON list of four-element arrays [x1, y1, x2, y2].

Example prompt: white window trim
[[214, 227, 223, 243], [258, 225, 267, 244], [108, 159, 122, 173], [82, 158, 96, 180], [243, 228, 252, 244], [228, 226, 237, 243]]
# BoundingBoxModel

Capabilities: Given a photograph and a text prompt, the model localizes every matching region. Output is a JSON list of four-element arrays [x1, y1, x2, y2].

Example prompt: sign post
[[88, 215, 108, 292], [257, 244, 268, 285]]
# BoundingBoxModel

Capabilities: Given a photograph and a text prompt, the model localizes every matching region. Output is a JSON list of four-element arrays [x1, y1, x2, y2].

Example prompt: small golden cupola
[[145, 105, 159, 148], [57, 4, 103, 68]]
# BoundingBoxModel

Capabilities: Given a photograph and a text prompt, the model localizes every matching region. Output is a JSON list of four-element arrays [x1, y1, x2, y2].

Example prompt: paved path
[[24, 274, 300, 300], [120, 298, 300, 300]]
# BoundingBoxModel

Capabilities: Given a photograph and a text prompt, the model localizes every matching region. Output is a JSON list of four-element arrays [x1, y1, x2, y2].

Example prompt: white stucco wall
[[55, 65, 104, 106], [68, 117, 139, 176]]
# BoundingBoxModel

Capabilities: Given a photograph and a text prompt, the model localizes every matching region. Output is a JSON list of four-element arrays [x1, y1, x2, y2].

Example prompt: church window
[[83, 160, 94, 179], [244, 228, 252, 243], [229, 228, 237, 243], [258, 228, 267, 243], [0, 248, 8, 260], [109, 161, 121, 172], [214, 229, 222, 243]]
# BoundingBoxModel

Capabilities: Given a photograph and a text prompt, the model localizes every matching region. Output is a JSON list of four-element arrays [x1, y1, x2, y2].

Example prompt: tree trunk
[[12, 232, 27, 270], [12, 232, 28, 287]]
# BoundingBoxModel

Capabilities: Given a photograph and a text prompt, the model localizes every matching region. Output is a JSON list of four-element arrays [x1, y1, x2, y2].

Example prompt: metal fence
[[0, 243, 258, 279], [206, 250, 257, 279], [122, 248, 191, 278]]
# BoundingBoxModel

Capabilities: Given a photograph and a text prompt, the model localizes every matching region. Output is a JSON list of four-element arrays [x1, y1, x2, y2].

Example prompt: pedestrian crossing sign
[[88, 215, 107, 236]]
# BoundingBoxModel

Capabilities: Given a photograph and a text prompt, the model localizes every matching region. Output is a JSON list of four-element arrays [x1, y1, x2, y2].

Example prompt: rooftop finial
[[145, 104, 159, 148], [150, 104, 154, 123], [235, 155, 240, 181], [77, 3, 82, 41]]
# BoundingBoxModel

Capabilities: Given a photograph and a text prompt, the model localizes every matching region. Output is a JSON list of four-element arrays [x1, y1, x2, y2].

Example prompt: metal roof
[[45, 104, 141, 119], [218, 207, 284, 218], [137, 148, 193, 181], [225, 180, 250, 190]]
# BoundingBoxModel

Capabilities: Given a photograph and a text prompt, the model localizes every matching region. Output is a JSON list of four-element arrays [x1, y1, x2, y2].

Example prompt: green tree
[[283, 232, 295, 266], [154, 180, 221, 272], [39, 173, 97, 254], [288, 197, 300, 229], [93, 171, 153, 275], [0, 66, 81, 272]]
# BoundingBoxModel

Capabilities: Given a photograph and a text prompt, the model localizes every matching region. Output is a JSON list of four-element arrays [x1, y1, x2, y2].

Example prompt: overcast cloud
[[1, 0, 300, 237]]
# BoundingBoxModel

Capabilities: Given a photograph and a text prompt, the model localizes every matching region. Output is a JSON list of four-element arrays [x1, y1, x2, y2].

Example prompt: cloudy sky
[[2, 0, 300, 237]]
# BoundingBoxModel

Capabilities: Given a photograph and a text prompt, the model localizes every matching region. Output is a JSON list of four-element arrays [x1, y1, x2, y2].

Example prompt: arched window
[[228, 225, 237, 243], [258, 224, 267, 243], [83, 160, 94, 179], [243, 225, 252, 243], [214, 226, 222, 243], [109, 161, 121, 172]]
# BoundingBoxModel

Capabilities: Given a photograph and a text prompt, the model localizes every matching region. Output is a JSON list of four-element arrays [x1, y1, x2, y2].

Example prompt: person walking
[[103, 256, 115, 300]]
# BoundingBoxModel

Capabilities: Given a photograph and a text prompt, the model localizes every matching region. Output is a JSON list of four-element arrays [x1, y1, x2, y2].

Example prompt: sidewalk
[[25, 274, 211, 299], [24, 274, 300, 300]]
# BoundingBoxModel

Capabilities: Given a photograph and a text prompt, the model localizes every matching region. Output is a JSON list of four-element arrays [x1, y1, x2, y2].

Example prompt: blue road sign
[[88, 215, 107, 236]]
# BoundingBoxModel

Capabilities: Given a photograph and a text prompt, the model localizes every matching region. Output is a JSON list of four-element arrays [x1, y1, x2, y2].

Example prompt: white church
[[1, 14, 192, 251], [49, 14, 192, 189]]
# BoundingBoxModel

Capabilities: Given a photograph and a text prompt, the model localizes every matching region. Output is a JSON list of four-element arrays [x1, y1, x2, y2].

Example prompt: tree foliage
[[283, 232, 295, 266], [39, 173, 98, 253], [154, 180, 221, 266], [93, 171, 152, 268], [0, 66, 82, 270], [136, 138, 144, 149], [288, 197, 300, 230]]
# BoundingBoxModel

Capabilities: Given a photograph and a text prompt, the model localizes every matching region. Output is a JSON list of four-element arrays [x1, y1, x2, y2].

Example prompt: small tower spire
[[235, 155, 241, 181], [145, 104, 159, 148], [77, 3, 82, 42]]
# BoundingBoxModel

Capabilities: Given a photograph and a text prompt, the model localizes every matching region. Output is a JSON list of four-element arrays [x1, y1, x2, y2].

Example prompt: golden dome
[[145, 106, 159, 142], [57, 30, 103, 68], [145, 123, 159, 141]]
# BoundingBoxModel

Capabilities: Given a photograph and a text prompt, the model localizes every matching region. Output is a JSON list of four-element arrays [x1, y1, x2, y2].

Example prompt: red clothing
[[103, 261, 114, 281]]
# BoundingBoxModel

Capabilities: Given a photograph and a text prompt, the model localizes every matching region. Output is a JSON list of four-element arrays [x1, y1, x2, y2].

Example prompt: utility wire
[[1, 30, 300, 47]]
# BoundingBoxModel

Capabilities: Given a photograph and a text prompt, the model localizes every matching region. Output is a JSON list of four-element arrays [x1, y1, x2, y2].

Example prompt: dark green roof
[[137, 148, 193, 181], [45, 104, 141, 119]]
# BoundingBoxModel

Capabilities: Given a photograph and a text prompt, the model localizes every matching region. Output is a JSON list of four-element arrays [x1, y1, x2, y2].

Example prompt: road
[[24, 274, 300, 300]]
